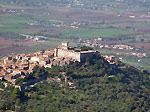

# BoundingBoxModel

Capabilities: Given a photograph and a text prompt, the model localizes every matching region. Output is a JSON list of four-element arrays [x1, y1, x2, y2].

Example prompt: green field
[[0, 6, 136, 38], [0, 45, 8, 49], [60, 28, 135, 38], [0, 3, 138, 39], [122, 60, 150, 68], [0, 14, 135, 38], [98, 49, 118, 55], [0, 2, 35, 8], [0, 14, 35, 34], [18, 40, 61, 54], [0, 2, 20, 6], [31, 41, 60, 50]]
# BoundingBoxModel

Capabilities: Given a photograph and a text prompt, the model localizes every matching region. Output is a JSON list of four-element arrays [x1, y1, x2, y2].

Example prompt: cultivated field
[[0, 2, 150, 70], [0, 4, 143, 39]]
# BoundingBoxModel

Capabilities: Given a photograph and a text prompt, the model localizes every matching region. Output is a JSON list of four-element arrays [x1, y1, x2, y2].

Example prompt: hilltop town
[[0, 42, 99, 86], [1, 1, 150, 111]]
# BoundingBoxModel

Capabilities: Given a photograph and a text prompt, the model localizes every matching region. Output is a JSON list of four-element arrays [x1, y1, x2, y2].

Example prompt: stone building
[[54, 42, 98, 62]]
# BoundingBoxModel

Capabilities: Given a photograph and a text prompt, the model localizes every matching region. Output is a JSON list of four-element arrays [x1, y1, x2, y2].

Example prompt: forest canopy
[[0, 54, 150, 111]]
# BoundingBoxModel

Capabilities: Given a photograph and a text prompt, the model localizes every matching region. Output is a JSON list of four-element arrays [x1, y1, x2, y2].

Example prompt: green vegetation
[[15, 78, 25, 85], [0, 45, 8, 49], [30, 41, 60, 50], [1, 54, 150, 111], [33, 66, 47, 78], [0, 15, 35, 34], [0, 1, 150, 110], [80, 46, 93, 51], [0, 32, 26, 40], [0, 2, 19, 6], [21, 55, 150, 111], [60, 28, 134, 38], [0, 12, 135, 39], [122, 60, 150, 68], [0, 83, 24, 111], [0, 2, 138, 40], [1, 0, 149, 12]]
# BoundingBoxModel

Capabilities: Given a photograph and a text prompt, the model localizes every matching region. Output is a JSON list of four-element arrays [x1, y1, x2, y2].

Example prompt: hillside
[[1, 0, 150, 10], [0, 53, 150, 111]]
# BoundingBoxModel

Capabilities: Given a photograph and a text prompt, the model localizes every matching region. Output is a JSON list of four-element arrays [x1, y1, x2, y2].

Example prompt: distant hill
[[1, 53, 150, 111]]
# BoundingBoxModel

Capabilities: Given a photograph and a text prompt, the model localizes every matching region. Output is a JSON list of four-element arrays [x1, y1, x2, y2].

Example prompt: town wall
[[55, 48, 98, 62], [55, 48, 81, 62], [80, 51, 98, 62], [21, 75, 47, 92]]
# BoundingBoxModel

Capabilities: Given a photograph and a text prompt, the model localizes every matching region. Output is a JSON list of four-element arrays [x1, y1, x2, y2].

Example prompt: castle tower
[[61, 41, 68, 50], [54, 48, 58, 57]]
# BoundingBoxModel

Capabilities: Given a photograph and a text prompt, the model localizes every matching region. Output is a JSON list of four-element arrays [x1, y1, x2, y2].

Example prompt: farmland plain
[[0, 1, 150, 70]]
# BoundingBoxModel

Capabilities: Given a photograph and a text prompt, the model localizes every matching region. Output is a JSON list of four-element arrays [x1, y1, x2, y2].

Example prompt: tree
[[104, 74, 108, 81], [11, 88, 21, 101], [0, 101, 5, 110], [80, 46, 93, 51], [15, 78, 25, 85]]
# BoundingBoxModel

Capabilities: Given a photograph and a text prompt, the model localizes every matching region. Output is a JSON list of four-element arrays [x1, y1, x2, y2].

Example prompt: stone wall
[[21, 75, 47, 92], [80, 51, 98, 62], [56, 48, 81, 62], [54, 42, 99, 62], [55, 48, 98, 62]]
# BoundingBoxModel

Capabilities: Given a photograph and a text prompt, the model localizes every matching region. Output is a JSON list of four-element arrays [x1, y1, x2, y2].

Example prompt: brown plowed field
[[0, 37, 39, 55], [0, 46, 29, 55], [0, 37, 39, 46]]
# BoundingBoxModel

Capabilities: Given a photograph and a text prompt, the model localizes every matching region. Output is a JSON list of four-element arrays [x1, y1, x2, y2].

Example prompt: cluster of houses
[[70, 22, 80, 28], [99, 44, 135, 51], [0, 49, 76, 84], [102, 54, 144, 65], [80, 38, 135, 51], [78, 38, 149, 66], [52, 21, 86, 29], [20, 34, 48, 42], [102, 55, 116, 65], [0, 7, 25, 13], [110, 44, 134, 50], [0, 40, 146, 88], [27, 21, 39, 26], [130, 52, 146, 57], [47, 72, 77, 89], [79, 37, 147, 57]]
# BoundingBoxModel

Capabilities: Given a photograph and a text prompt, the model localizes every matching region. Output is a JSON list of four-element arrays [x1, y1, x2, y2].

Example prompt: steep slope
[[18, 54, 150, 112]]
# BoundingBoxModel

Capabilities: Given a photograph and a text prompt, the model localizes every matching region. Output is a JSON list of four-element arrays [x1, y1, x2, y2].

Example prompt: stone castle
[[54, 41, 98, 62]]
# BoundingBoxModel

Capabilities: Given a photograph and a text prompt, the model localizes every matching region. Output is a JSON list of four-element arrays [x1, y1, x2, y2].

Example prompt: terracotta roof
[[109, 62, 115, 65], [105, 58, 111, 62], [59, 72, 66, 75], [50, 50, 55, 52], [23, 65, 29, 67], [20, 75, 26, 79], [110, 55, 115, 57], [21, 70, 28, 74], [48, 53, 54, 56]]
